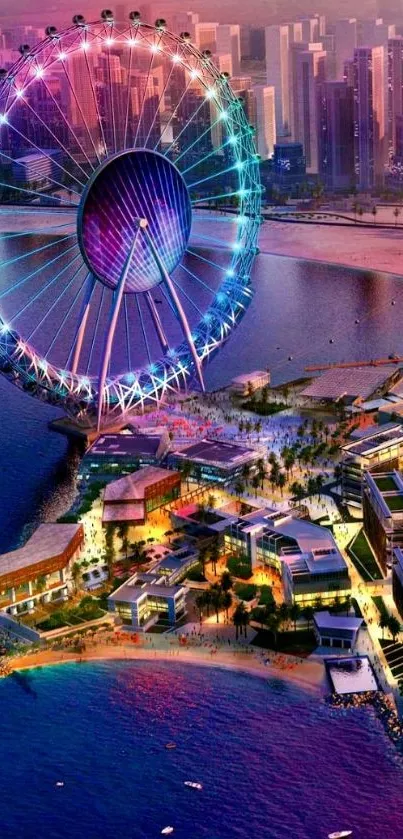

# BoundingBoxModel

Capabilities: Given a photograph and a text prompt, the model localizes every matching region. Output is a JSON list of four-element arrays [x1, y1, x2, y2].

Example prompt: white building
[[217, 24, 241, 75], [251, 85, 276, 158], [265, 24, 291, 137]]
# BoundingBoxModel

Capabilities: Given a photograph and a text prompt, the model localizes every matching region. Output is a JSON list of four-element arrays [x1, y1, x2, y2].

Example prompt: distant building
[[334, 19, 357, 81], [273, 142, 306, 189], [300, 365, 402, 405], [80, 426, 170, 480], [230, 369, 270, 396], [319, 81, 355, 189], [167, 439, 262, 484], [216, 24, 241, 75], [392, 547, 403, 619], [387, 38, 403, 158], [313, 611, 363, 650], [362, 470, 403, 573], [290, 43, 327, 174], [0, 523, 84, 616], [108, 573, 186, 630], [353, 46, 386, 189], [102, 466, 181, 526], [265, 24, 291, 136], [251, 85, 276, 158], [341, 423, 403, 506]]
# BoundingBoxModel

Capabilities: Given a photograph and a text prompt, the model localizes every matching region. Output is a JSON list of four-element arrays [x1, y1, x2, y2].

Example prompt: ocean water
[[1, 252, 403, 551], [0, 660, 401, 839]]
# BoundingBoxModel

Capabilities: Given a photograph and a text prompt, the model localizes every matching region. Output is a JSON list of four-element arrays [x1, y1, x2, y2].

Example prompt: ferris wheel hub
[[77, 148, 192, 295]]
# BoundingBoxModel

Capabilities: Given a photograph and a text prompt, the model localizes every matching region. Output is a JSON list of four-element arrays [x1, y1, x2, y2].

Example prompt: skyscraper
[[319, 80, 354, 189], [353, 46, 386, 189], [334, 19, 357, 80], [388, 37, 403, 158], [217, 25, 241, 76], [265, 25, 290, 137], [251, 85, 276, 159], [290, 43, 327, 173]]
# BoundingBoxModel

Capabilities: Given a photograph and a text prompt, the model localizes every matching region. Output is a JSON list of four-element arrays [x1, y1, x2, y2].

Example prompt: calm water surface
[[0, 660, 401, 839], [1, 252, 403, 550]]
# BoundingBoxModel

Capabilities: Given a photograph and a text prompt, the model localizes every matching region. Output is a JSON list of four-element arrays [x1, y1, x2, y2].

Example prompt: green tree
[[221, 570, 233, 592], [379, 613, 388, 639], [222, 590, 233, 622], [289, 602, 301, 632], [388, 615, 401, 642], [303, 605, 314, 630], [195, 593, 205, 625], [277, 472, 286, 497], [233, 602, 244, 640], [180, 461, 192, 490]]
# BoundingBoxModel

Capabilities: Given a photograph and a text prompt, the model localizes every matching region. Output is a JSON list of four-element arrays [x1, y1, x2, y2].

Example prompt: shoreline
[[8, 643, 327, 695]]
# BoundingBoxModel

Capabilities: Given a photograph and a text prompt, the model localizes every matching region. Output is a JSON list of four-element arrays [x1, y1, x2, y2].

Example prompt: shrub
[[227, 555, 252, 580], [234, 582, 257, 601]]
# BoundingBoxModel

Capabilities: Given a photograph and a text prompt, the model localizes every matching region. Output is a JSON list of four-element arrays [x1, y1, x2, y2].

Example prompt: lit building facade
[[290, 43, 327, 174], [362, 470, 403, 573], [387, 37, 403, 158], [353, 46, 386, 189], [265, 24, 291, 137], [341, 423, 403, 506], [319, 81, 355, 189]]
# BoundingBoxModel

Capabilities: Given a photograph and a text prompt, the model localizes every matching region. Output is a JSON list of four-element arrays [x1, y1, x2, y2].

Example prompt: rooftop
[[301, 366, 401, 402], [314, 611, 363, 632], [87, 429, 167, 459], [0, 523, 82, 576], [231, 370, 269, 386], [109, 574, 184, 604], [104, 466, 179, 503], [170, 438, 259, 468], [342, 423, 403, 457]]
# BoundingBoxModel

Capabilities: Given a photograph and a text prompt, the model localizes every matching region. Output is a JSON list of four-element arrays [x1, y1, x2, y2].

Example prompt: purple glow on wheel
[[78, 149, 192, 294]]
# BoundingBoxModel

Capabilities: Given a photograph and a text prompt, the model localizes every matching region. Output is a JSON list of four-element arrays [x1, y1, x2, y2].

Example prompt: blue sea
[[0, 660, 401, 839]]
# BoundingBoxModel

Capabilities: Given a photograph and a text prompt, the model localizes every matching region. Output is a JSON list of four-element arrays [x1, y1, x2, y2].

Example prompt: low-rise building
[[313, 611, 363, 650], [80, 426, 169, 481], [362, 470, 403, 573], [102, 466, 181, 526], [224, 508, 350, 605], [167, 438, 262, 484], [301, 365, 403, 406], [341, 423, 403, 506], [0, 523, 84, 616], [230, 370, 270, 396], [108, 573, 187, 630]]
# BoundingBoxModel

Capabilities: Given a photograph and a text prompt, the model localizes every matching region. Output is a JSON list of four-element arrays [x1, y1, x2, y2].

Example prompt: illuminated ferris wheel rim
[[0, 15, 261, 426]]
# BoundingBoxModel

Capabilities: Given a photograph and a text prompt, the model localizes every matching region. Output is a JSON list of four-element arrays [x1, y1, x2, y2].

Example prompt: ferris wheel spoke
[[186, 163, 240, 191], [9, 247, 80, 322], [106, 44, 117, 154], [141, 224, 204, 392], [5, 120, 85, 194], [68, 273, 97, 374], [145, 290, 169, 354], [25, 259, 84, 341], [143, 54, 182, 149], [190, 230, 234, 249], [163, 94, 212, 158], [123, 295, 132, 370], [0, 222, 74, 242], [181, 136, 240, 176], [46, 275, 88, 359], [82, 46, 107, 161], [191, 190, 242, 206], [41, 78, 96, 173], [0, 148, 82, 200], [20, 95, 90, 183], [0, 178, 78, 206], [171, 277, 203, 316], [186, 248, 230, 274], [179, 261, 218, 294], [61, 58, 102, 166], [0, 242, 78, 303], [136, 294, 152, 366], [155, 76, 194, 151], [86, 286, 106, 375], [0, 233, 77, 274], [172, 112, 228, 168], [133, 38, 161, 148]]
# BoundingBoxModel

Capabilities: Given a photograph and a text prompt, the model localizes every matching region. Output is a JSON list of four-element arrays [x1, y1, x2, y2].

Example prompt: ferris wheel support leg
[[71, 274, 96, 375], [145, 291, 169, 354], [141, 226, 205, 394], [96, 223, 144, 432]]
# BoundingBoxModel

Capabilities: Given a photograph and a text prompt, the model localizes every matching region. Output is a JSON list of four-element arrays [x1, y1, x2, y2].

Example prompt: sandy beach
[[9, 639, 327, 695], [260, 219, 403, 277]]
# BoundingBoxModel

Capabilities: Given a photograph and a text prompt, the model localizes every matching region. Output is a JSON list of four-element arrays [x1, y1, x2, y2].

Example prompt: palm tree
[[210, 537, 220, 575], [388, 615, 401, 642], [233, 603, 244, 640], [303, 605, 315, 630], [371, 205, 377, 224], [379, 613, 388, 639], [71, 563, 81, 593], [242, 463, 251, 484], [180, 461, 192, 490], [277, 472, 286, 497], [251, 474, 260, 497], [210, 584, 223, 623], [278, 602, 289, 630], [267, 612, 280, 648], [394, 206, 401, 226], [195, 593, 205, 625], [234, 479, 245, 499], [199, 545, 209, 577], [222, 590, 233, 622], [207, 493, 216, 510], [284, 451, 295, 479], [221, 570, 233, 592], [289, 602, 301, 632]]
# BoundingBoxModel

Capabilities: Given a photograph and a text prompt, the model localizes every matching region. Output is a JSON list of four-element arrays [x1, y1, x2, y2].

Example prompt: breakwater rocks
[[328, 691, 403, 753]]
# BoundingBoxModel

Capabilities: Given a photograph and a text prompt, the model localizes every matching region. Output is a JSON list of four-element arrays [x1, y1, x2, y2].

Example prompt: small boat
[[329, 338, 334, 344], [184, 780, 203, 790], [165, 742, 177, 750], [328, 831, 353, 838], [161, 828, 174, 835], [55, 781, 64, 788], [355, 319, 360, 324]]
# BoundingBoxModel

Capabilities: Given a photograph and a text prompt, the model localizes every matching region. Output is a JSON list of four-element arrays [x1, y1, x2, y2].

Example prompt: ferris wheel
[[0, 12, 261, 430]]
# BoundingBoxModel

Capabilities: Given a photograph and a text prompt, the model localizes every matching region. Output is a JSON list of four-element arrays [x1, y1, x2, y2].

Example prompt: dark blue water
[[0, 660, 401, 839], [1, 252, 403, 551]]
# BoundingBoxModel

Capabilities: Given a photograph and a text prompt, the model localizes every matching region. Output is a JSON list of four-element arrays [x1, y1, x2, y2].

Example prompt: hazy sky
[[0, 0, 381, 29]]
